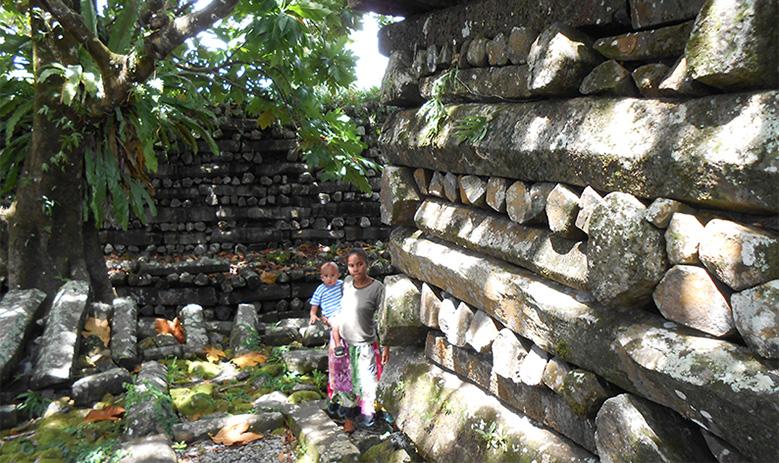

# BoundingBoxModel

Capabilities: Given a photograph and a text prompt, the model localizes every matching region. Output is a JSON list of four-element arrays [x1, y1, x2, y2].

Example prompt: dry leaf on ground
[[231, 351, 268, 368], [260, 271, 277, 285], [204, 345, 226, 363], [209, 422, 263, 446], [155, 317, 186, 344], [83, 405, 125, 422], [83, 317, 111, 347]]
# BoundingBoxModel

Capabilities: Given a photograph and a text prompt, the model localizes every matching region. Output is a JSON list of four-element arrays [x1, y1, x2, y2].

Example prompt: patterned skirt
[[330, 338, 383, 418]]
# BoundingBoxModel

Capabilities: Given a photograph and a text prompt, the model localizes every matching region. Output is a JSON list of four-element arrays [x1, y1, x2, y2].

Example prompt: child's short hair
[[320, 261, 338, 272], [346, 247, 369, 263]]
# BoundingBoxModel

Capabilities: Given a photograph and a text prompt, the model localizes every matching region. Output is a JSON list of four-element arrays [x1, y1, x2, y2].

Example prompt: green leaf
[[4, 99, 33, 145], [81, 0, 98, 35], [108, 1, 137, 53]]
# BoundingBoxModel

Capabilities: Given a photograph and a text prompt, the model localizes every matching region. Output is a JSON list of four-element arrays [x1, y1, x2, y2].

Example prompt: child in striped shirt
[[309, 262, 346, 357]]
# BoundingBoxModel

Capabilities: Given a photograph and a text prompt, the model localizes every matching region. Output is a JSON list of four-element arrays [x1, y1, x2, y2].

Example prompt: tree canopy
[[1, 0, 377, 228], [0, 0, 381, 296]]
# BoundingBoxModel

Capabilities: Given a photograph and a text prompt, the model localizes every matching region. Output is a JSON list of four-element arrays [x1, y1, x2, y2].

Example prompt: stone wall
[[101, 103, 394, 321], [368, 0, 778, 462]]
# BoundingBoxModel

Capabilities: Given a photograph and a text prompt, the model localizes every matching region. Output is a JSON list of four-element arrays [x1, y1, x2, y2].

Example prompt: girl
[[335, 247, 389, 434]]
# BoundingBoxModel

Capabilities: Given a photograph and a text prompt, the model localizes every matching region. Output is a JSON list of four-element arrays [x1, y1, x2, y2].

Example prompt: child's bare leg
[[331, 324, 342, 347]]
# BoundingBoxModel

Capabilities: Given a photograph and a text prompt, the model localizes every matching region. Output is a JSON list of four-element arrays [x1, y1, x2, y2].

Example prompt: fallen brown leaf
[[205, 345, 226, 363], [209, 422, 263, 446], [83, 317, 111, 347], [155, 317, 186, 344], [83, 405, 125, 423], [260, 271, 277, 285], [231, 351, 268, 368]]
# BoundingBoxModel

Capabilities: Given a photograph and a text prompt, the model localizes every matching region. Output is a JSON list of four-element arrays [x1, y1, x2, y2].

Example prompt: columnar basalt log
[[389, 227, 779, 461], [379, 92, 779, 213]]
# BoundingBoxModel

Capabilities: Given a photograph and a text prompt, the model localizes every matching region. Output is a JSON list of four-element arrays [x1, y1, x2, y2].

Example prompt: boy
[[309, 261, 347, 357]]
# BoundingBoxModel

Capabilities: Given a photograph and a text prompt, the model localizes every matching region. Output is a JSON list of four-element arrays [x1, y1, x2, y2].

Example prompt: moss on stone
[[287, 390, 322, 404]]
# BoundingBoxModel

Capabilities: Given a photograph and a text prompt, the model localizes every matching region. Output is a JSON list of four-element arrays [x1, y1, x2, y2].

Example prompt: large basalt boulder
[[628, 0, 706, 29], [685, 0, 779, 90], [380, 50, 424, 107], [378, 274, 426, 346], [595, 393, 715, 462], [491, 328, 528, 382], [580, 60, 638, 97], [593, 21, 694, 61], [588, 192, 668, 307], [379, 346, 597, 463], [111, 297, 139, 370], [389, 227, 779, 461], [230, 303, 258, 354], [379, 166, 422, 227], [0, 289, 46, 382], [698, 219, 779, 291], [419, 283, 442, 329], [527, 23, 602, 96], [731, 280, 779, 359], [31, 281, 90, 389], [379, 93, 779, 214], [421, 66, 533, 102], [179, 303, 208, 355], [559, 369, 614, 418], [665, 213, 704, 265], [653, 265, 735, 337]]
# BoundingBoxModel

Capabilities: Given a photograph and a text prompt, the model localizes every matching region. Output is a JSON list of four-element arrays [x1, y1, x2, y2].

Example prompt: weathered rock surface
[[419, 283, 442, 329], [380, 166, 422, 227], [559, 369, 613, 418], [230, 303, 258, 354], [507, 26, 536, 65], [377, 0, 628, 56], [645, 197, 695, 228], [464, 309, 500, 354], [466, 36, 489, 67], [653, 265, 735, 337], [379, 274, 425, 346], [575, 186, 603, 234], [543, 356, 573, 394], [427, 171, 445, 198], [595, 393, 715, 463], [491, 328, 528, 382], [658, 56, 711, 97], [284, 400, 360, 463], [594, 21, 693, 61], [111, 297, 139, 370], [71, 367, 132, 405], [506, 181, 553, 224], [412, 168, 432, 196], [580, 60, 638, 96], [632, 63, 671, 97], [588, 192, 668, 307], [486, 176, 508, 213], [527, 23, 602, 96], [628, 0, 706, 29], [685, 0, 779, 90], [458, 175, 486, 207], [389, 227, 779, 461], [415, 198, 589, 290], [731, 280, 779, 359], [379, 92, 779, 213], [0, 289, 46, 381], [427, 333, 598, 453], [443, 172, 459, 202], [117, 434, 177, 463], [282, 349, 327, 375], [123, 361, 172, 441], [179, 303, 208, 355], [380, 50, 424, 107], [546, 183, 585, 239], [665, 213, 704, 264], [379, 346, 597, 462], [31, 281, 90, 389], [440, 300, 474, 347], [518, 344, 550, 386], [486, 33, 508, 66], [698, 219, 779, 291], [420, 66, 532, 102]]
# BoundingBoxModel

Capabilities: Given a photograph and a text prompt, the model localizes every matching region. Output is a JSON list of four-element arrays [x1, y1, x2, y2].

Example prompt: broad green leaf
[[257, 109, 275, 129], [4, 99, 32, 145], [81, 0, 98, 35], [108, 1, 137, 53]]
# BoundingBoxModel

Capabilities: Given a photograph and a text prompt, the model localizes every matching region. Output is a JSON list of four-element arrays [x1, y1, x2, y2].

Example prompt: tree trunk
[[6, 2, 113, 304]]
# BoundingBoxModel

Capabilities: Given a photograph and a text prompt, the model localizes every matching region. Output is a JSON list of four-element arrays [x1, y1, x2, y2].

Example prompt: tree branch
[[39, 0, 117, 77]]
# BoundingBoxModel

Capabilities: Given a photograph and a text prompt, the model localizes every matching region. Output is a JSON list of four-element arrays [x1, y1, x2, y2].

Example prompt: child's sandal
[[334, 346, 346, 358]]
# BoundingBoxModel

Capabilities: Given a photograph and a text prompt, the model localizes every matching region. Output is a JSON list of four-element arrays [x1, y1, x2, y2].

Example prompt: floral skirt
[[330, 339, 383, 418]]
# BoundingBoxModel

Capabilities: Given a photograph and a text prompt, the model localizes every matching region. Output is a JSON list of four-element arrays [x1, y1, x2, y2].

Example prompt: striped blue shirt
[[310, 280, 343, 319]]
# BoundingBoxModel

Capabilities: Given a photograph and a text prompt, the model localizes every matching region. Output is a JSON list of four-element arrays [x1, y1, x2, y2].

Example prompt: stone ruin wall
[[100, 103, 394, 323], [367, 0, 778, 462]]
